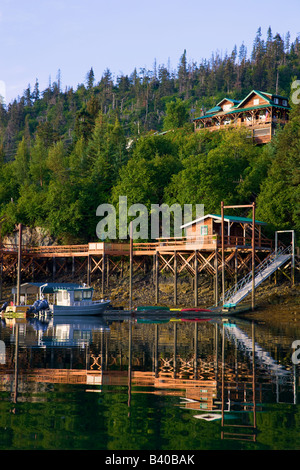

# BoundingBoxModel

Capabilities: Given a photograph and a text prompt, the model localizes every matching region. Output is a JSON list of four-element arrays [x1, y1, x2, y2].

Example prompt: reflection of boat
[[39, 316, 110, 347], [52, 315, 110, 330], [51, 286, 110, 316]]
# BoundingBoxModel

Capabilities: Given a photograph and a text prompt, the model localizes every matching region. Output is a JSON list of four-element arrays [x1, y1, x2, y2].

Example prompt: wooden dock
[[0, 234, 276, 309]]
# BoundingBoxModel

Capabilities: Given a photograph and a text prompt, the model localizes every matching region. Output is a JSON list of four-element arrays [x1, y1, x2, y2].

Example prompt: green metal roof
[[206, 106, 222, 114], [193, 103, 290, 121], [181, 213, 266, 229], [12, 282, 91, 295], [216, 98, 241, 106], [211, 214, 266, 224]]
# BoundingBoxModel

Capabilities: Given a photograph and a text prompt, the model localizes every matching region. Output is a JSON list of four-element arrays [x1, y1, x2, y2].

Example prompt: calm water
[[0, 305, 300, 452]]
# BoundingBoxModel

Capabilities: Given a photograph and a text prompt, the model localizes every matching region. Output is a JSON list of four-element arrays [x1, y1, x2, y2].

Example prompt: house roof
[[193, 90, 290, 121], [217, 98, 241, 106], [181, 213, 266, 229], [206, 106, 222, 114]]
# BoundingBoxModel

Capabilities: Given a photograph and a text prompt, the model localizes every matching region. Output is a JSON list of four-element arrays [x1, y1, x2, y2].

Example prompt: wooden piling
[[102, 254, 105, 296], [155, 251, 159, 304], [214, 249, 219, 306], [221, 202, 225, 304], [129, 223, 133, 310], [252, 202, 255, 311], [174, 251, 177, 306], [16, 223, 22, 306], [87, 255, 91, 286], [194, 250, 198, 307]]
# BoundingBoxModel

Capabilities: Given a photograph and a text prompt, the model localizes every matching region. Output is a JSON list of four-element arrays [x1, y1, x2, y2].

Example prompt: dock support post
[[292, 230, 295, 287], [16, 223, 22, 306], [129, 223, 133, 310], [194, 250, 198, 307], [72, 256, 75, 279], [102, 254, 105, 296], [87, 255, 91, 286], [252, 202, 256, 311], [214, 249, 219, 306], [155, 251, 159, 305], [52, 256, 56, 282], [106, 255, 110, 289], [235, 248, 238, 286], [174, 251, 177, 306], [221, 202, 225, 305]]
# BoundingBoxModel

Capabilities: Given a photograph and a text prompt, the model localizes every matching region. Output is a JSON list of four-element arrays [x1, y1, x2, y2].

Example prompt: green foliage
[[0, 28, 298, 242]]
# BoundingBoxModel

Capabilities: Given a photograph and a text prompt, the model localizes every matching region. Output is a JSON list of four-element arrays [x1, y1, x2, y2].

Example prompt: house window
[[282, 99, 287, 106], [223, 104, 231, 111], [274, 98, 279, 104], [200, 225, 208, 236], [253, 98, 259, 105]]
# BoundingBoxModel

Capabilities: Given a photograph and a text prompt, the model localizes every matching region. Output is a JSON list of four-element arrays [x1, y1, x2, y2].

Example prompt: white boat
[[11, 282, 111, 316], [51, 286, 110, 316]]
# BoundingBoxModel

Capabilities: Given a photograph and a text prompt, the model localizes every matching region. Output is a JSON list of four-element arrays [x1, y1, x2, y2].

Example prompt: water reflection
[[0, 311, 299, 448]]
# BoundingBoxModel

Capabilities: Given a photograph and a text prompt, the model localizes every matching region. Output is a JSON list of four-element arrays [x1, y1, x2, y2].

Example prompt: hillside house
[[194, 90, 290, 144]]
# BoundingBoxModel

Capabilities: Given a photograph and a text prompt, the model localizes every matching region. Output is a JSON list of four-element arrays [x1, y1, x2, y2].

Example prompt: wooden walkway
[[0, 236, 276, 308]]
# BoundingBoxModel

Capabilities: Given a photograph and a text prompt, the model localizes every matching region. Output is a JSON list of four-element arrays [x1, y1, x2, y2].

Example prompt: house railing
[[0, 233, 273, 256]]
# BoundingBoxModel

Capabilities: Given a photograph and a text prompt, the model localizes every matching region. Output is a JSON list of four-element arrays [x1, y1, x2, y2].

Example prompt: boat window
[[57, 292, 63, 302], [74, 290, 82, 301], [63, 291, 69, 300], [83, 290, 92, 299]]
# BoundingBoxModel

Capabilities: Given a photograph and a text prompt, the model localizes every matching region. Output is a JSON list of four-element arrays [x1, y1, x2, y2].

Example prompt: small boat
[[180, 308, 212, 313], [51, 285, 110, 316], [135, 306, 170, 312]]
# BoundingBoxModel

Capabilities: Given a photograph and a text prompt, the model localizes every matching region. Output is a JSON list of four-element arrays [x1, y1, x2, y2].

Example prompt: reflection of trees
[[0, 318, 299, 450]]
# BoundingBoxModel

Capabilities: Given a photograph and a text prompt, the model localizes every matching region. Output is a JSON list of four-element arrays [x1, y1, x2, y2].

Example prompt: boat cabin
[[55, 286, 94, 307]]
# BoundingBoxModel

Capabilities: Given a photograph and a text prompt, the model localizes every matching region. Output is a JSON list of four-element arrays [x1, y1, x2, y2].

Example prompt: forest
[[0, 27, 299, 244]]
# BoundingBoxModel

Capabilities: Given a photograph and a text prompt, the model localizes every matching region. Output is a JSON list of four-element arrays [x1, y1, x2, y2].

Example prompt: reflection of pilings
[[252, 322, 256, 430], [154, 324, 158, 378], [221, 323, 225, 427], [13, 323, 19, 403], [128, 321, 132, 408], [194, 323, 198, 379]]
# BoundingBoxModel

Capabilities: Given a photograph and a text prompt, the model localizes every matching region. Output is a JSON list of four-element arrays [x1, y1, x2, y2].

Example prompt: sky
[[0, 0, 300, 104]]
